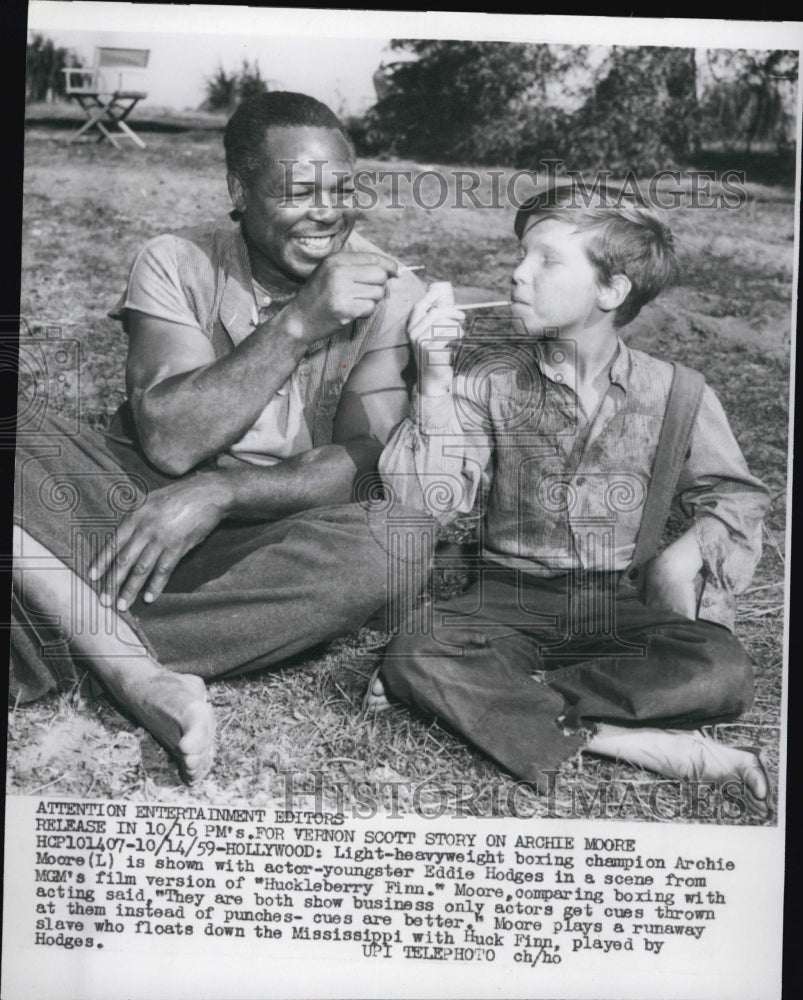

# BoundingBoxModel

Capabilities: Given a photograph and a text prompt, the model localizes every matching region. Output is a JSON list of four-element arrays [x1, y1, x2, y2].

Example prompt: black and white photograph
[[3, 4, 799, 998]]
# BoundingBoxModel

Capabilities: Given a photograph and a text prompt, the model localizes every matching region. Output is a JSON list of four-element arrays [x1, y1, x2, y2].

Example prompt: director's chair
[[62, 47, 150, 150]]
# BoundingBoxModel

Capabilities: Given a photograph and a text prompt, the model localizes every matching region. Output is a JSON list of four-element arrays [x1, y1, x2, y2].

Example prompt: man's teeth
[[296, 235, 333, 246]]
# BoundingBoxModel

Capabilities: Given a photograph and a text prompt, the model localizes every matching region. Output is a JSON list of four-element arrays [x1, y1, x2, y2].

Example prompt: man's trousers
[[11, 415, 434, 701]]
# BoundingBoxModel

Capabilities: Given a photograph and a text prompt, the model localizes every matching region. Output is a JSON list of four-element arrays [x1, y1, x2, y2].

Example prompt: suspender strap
[[621, 362, 706, 590]]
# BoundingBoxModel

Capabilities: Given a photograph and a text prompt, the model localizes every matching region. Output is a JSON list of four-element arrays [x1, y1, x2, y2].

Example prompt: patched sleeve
[[378, 372, 494, 524]]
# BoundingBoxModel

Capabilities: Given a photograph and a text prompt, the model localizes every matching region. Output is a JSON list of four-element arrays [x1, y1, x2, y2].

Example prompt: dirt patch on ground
[[8, 701, 142, 798]]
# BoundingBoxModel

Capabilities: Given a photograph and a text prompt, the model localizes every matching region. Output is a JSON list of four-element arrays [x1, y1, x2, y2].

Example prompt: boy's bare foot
[[363, 671, 391, 712], [586, 723, 772, 817], [127, 673, 215, 784]]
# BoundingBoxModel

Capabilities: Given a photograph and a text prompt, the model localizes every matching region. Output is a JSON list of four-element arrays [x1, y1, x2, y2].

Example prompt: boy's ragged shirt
[[378, 337, 770, 630]]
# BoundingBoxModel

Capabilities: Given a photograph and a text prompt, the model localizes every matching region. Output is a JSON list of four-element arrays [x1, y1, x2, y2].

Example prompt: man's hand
[[283, 251, 399, 345], [407, 283, 465, 396], [88, 475, 231, 611], [643, 527, 704, 620]]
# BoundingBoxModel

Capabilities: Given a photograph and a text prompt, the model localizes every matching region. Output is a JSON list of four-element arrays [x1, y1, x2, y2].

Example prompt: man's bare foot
[[14, 525, 216, 785], [586, 724, 772, 817], [126, 673, 215, 784], [363, 670, 391, 713]]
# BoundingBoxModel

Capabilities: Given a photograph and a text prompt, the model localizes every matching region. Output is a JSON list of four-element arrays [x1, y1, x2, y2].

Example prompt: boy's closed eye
[[516, 245, 564, 266]]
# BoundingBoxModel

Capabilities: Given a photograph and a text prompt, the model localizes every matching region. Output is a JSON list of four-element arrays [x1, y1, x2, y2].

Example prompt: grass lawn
[[9, 127, 793, 822]]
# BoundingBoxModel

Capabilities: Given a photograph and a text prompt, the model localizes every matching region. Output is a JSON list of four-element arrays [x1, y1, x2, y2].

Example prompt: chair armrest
[[61, 67, 96, 90]]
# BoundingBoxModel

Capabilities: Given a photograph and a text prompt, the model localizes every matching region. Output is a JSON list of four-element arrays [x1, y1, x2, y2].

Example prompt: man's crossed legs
[[12, 418, 434, 781]]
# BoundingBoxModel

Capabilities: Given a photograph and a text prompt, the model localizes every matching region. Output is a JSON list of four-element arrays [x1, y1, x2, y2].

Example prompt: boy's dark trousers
[[380, 561, 754, 786]]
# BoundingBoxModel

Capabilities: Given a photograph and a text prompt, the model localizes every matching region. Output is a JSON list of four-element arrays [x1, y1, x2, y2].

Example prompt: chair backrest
[[94, 47, 150, 93], [96, 47, 150, 70], [62, 47, 150, 95]]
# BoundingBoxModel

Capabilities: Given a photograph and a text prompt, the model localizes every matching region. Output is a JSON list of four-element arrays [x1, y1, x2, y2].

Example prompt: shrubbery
[[26, 33, 83, 103], [202, 59, 272, 111]]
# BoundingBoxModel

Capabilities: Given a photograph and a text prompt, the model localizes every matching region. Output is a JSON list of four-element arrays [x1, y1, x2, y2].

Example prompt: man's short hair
[[514, 180, 678, 327], [224, 91, 352, 184]]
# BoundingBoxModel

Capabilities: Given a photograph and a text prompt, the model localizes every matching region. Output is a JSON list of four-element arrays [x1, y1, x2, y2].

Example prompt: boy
[[371, 182, 773, 816]]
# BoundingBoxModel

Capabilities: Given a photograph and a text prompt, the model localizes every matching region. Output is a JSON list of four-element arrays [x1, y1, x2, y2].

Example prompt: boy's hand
[[407, 282, 465, 396], [643, 528, 704, 620]]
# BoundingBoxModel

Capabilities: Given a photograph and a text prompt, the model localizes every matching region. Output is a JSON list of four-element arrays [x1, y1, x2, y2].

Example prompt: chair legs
[[69, 94, 145, 149], [113, 116, 146, 150]]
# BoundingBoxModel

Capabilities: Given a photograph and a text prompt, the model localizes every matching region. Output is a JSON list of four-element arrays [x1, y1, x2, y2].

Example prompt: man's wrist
[[194, 470, 238, 519], [268, 303, 316, 356]]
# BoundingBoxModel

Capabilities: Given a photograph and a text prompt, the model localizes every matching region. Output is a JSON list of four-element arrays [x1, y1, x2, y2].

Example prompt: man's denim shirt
[[379, 336, 770, 631]]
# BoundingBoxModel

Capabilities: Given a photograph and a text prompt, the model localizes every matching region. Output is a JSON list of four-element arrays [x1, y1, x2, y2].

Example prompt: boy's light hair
[[514, 181, 678, 327]]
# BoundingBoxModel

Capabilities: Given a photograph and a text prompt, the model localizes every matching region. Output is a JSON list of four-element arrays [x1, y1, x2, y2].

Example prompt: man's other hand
[[88, 475, 230, 611]]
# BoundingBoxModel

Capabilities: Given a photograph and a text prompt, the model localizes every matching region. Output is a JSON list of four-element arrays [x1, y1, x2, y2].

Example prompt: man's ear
[[227, 172, 247, 214], [597, 274, 631, 314]]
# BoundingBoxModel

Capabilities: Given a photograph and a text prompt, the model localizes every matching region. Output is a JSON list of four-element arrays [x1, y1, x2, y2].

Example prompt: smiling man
[[12, 93, 429, 783]]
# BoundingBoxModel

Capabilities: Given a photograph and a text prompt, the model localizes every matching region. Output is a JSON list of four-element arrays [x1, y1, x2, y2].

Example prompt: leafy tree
[[26, 33, 83, 103], [362, 41, 702, 171], [700, 50, 798, 153], [202, 59, 280, 111], [564, 47, 700, 172], [363, 41, 588, 165]]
